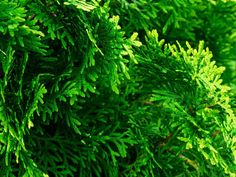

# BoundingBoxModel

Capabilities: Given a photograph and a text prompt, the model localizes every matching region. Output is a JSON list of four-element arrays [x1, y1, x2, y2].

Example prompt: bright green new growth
[[0, 0, 235, 177], [128, 30, 236, 176]]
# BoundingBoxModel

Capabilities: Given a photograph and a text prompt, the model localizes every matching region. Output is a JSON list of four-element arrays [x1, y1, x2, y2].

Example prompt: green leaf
[[64, 0, 96, 12]]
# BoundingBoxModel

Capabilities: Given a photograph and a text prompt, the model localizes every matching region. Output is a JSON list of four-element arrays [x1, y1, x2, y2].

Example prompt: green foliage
[[0, 0, 235, 177], [125, 30, 236, 176], [109, 0, 236, 88]]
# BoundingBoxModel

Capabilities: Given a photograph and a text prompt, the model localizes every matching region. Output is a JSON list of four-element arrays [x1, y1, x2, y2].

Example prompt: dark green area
[[0, 0, 235, 176]]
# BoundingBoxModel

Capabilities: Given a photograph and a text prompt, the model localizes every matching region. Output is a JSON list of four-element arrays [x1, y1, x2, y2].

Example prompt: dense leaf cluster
[[0, 0, 235, 176]]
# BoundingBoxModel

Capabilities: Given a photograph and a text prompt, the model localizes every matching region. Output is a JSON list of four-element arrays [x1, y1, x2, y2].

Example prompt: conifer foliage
[[0, 0, 235, 176]]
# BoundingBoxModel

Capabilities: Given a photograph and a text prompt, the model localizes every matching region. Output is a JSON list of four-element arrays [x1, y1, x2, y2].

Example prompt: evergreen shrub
[[0, 0, 235, 176]]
